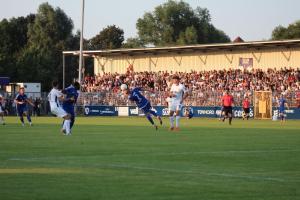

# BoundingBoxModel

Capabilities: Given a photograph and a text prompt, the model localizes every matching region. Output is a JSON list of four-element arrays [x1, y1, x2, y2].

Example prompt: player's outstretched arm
[[14, 99, 23, 105], [26, 99, 35, 107]]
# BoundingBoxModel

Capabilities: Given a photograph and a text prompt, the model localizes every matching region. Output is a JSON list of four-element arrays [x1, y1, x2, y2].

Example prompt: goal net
[[254, 91, 272, 119]]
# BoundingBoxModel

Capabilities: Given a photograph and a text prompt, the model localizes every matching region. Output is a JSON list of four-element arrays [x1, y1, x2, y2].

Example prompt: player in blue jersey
[[0, 94, 6, 125], [62, 82, 80, 131], [14, 87, 35, 126], [278, 94, 289, 124], [120, 84, 162, 130]]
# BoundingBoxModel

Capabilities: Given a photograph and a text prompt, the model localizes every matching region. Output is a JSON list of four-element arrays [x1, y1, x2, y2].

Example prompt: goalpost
[[253, 91, 272, 119]]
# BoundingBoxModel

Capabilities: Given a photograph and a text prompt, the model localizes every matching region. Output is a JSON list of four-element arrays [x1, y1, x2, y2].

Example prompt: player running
[[14, 87, 34, 126], [0, 94, 5, 125], [121, 84, 162, 130], [242, 96, 250, 120], [62, 82, 80, 130], [278, 94, 289, 124], [168, 75, 188, 131], [221, 90, 234, 125], [48, 81, 72, 135]]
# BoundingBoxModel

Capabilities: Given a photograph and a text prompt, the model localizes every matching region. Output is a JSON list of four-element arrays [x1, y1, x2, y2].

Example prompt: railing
[[0, 90, 298, 116], [77, 90, 254, 107]]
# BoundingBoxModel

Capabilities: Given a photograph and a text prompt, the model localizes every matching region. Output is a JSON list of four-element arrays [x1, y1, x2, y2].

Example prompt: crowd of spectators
[[80, 66, 300, 107]]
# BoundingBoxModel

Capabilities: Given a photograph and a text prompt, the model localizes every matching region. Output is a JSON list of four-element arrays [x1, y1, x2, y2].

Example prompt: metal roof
[[63, 39, 300, 57]]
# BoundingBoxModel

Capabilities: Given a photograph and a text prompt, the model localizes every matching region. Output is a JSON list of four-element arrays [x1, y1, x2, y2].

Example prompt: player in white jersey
[[168, 75, 188, 131], [48, 81, 72, 135]]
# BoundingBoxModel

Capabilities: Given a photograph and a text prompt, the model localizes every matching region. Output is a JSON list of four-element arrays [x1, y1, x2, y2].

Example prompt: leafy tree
[[0, 14, 35, 79], [89, 25, 124, 50], [122, 37, 145, 48], [272, 21, 300, 40], [136, 0, 230, 46], [19, 2, 74, 90]]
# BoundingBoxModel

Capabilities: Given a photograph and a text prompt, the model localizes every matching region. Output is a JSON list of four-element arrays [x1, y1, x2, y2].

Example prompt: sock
[[149, 110, 158, 117], [175, 116, 180, 128], [146, 114, 155, 125], [62, 120, 66, 130], [169, 116, 174, 128], [64, 120, 71, 134], [27, 114, 32, 123], [229, 117, 232, 124], [20, 116, 24, 124], [70, 116, 75, 129], [0, 117, 2, 124]]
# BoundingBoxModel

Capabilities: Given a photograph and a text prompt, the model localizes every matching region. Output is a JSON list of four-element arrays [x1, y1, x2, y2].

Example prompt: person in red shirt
[[221, 90, 234, 125], [242, 96, 250, 120]]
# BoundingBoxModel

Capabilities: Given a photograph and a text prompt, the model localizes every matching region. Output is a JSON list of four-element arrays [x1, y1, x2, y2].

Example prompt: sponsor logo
[[197, 110, 215, 115], [84, 107, 90, 115]]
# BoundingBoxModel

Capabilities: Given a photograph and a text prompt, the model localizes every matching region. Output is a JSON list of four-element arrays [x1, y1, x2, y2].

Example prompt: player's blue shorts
[[140, 102, 151, 114], [17, 106, 28, 116], [279, 107, 285, 114], [63, 105, 75, 117]]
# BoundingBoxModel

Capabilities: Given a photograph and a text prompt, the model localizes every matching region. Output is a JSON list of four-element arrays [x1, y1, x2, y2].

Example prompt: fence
[[77, 90, 254, 107], [0, 90, 298, 116]]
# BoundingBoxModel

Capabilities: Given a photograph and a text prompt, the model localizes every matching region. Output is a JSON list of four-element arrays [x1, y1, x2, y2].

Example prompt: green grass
[[0, 117, 299, 200]]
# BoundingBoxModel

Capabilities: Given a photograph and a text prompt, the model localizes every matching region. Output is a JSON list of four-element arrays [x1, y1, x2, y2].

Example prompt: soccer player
[[62, 82, 80, 130], [121, 84, 162, 130], [242, 96, 250, 120], [278, 94, 289, 124], [221, 90, 234, 125], [14, 87, 34, 126], [48, 81, 72, 135], [168, 75, 188, 131], [0, 95, 5, 125]]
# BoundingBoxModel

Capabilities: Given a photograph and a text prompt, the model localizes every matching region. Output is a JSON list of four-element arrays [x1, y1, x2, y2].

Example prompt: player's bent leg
[[228, 113, 233, 125], [145, 113, 158, 130], [24, 111, 32, 126], [62, 114, 72, 135], [70, 114, 75, 129], [149, 109, 162, 125], [174, 110, 181, 131], [169, 110, 175, 131], [18, 111, 25, 126], [149, 109, 157, 117]]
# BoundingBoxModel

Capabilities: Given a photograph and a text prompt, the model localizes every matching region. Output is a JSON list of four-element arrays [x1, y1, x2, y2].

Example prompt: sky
[[0, 0, 300, 41]]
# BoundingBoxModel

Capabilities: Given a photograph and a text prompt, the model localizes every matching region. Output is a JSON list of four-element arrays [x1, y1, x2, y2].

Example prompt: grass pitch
[[0, 117, 299, 200]]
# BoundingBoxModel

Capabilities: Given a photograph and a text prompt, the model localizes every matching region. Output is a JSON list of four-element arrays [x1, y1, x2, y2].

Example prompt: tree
[[272, 21, 300, 40], [19, 2, 74, 90], [0, 14, 35, 79], [122, 37, 145, 48], [89, 25, 124, 50], [136, 0, 230, 46]]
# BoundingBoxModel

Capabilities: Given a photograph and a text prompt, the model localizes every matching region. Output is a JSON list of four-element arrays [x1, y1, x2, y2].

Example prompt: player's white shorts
[[0, 106, 3, 113], [169, 101, 182, 112], [51, 106, 68, 118]]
